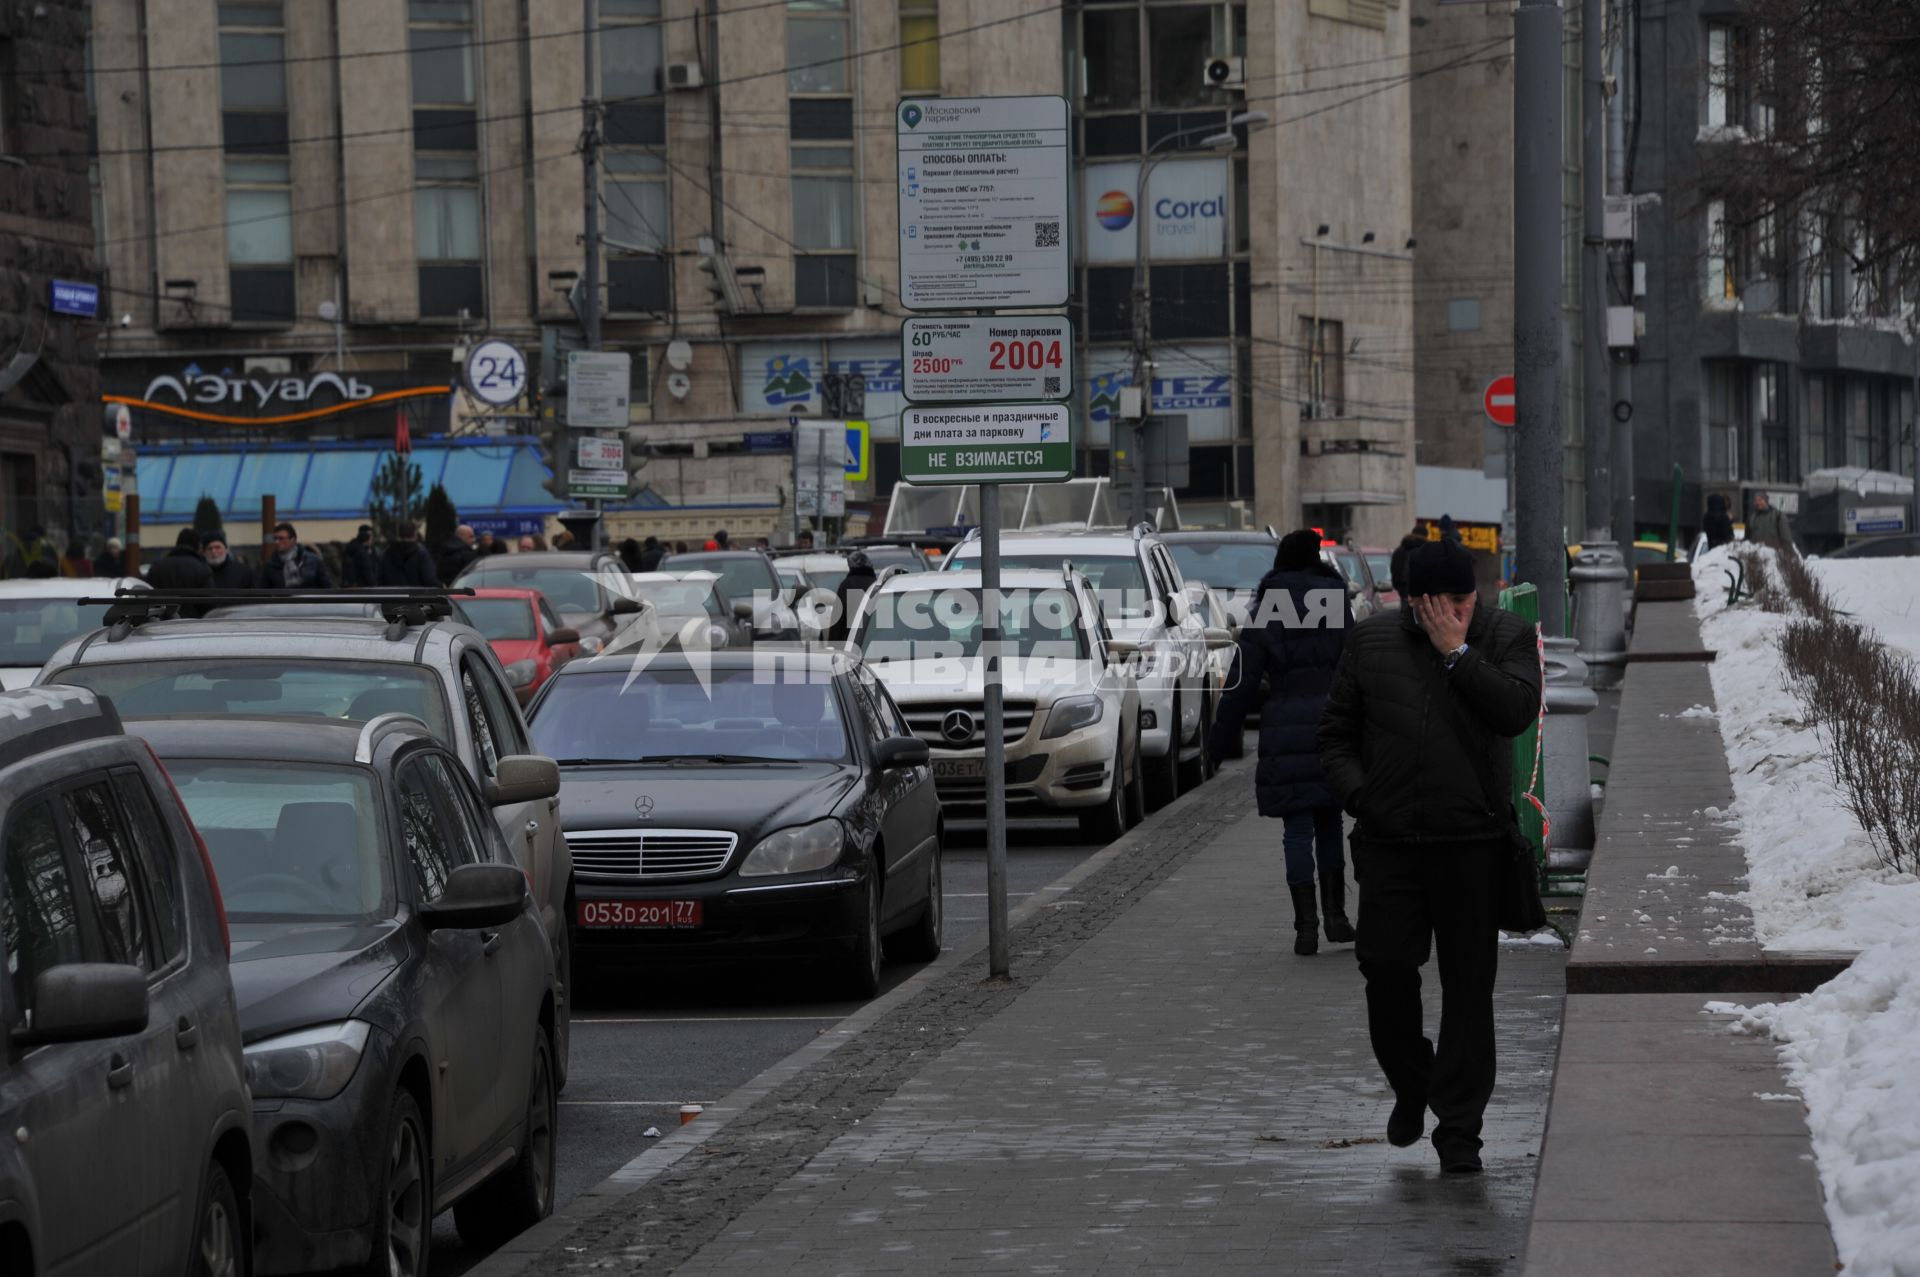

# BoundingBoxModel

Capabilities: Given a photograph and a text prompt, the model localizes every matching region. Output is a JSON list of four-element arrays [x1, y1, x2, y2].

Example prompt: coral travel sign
[[896, 96, 1070, 310], [900, 405, 1072, 484]]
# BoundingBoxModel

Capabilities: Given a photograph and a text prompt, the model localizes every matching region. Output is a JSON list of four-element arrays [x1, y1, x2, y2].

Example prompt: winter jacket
[[1207, 564, 1352, 817], [830, 565, 878, 643], [636, 544, 666, 572], [343, 538, 376, 588], [206, 556, 256, 590], [146, 547, 214, 591], [1746, 506, 1793, 551], [436, 538, 478, 586], [260, 544, 334, 590], [1317, 599, 1542, 847], [1702, 495, 1735, 550], [92, 551, 124, 578], [376, 542, 440, 589]]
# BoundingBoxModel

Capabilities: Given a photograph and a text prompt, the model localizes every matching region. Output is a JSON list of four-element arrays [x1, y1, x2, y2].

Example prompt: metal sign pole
[[981, 483, 1008, 978]]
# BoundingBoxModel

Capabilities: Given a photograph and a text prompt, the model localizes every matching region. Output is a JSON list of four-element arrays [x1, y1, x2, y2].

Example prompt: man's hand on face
[[1413, 592, 1474, 654]]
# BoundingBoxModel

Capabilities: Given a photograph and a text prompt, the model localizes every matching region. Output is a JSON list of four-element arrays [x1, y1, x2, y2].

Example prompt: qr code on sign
[[1043, 376, 1062, 395], [1034, 221, 1061, 249]]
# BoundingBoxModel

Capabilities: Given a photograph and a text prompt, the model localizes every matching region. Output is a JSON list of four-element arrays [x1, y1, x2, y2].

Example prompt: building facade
[[89, 0, 1418, 546], [0, 0, 104, 563]]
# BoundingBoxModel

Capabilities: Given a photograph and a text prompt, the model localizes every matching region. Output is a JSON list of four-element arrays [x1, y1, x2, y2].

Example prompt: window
[[1299, 317, 1345, 418], [460, 666, 502, 777], [1705, 362, 1741, 480], [1705, 200, 1734, 303], [226, 157, 295, 323], [423, 754, 496, 867], [412, 0, 483, 317], [2, 802, 84, 1025], [1148, 6, 1216, 109], [605, 152, 671, 314], [1756, 364, 1788, 484], [397, 758, 471, 901], [787, 0, 849, 95], [793, 144, 856, 308], [1804, 374, 1828, 472], [65, 782, 150, 971], [1705, 24, 1737, 130], [1847, 381, 1871, 468], [1801, 209, 1835, 320], [1081, 9, 1140, 110], [1447, 298, 1483, 332], [900, 0, 939, 94], [602, 0, 664, 145], [468, 654, 530, 758], [218, 3, 288, 154], [113, 773, 185, 966], [1308, 0, 1388, 33]]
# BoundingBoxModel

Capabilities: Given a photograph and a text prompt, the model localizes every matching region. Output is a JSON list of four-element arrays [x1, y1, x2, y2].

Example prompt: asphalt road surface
[[428, 816, 1111, 1275]]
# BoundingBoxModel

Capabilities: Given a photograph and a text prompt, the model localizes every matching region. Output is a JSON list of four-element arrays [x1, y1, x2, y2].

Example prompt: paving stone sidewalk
[[661, 809, 1568, 1275]]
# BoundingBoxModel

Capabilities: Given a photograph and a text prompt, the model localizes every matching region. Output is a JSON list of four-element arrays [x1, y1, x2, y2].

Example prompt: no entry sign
[[1484, 374, 1517, 427]]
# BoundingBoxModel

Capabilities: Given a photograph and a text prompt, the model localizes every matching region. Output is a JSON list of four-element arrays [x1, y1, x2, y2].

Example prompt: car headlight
[[245, 1020, 371, 1100], [502, 658, 537, 688], [1041, 695, 1104, 740], [576, 635, 605, 655], [707, 622, 732, 649], [738, 818, 845, 877]]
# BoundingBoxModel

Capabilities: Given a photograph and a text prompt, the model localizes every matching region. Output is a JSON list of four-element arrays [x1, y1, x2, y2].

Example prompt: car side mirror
[[732, 599, 755, 621], [485, 754, 561, 805], [12, 964, 149, 1047], [1203, 626, 1235, 650], [609, 596, 642, 616], [875, 736, 930, 770], [547, 627, 579, 646], [419, 862, 528, 931]]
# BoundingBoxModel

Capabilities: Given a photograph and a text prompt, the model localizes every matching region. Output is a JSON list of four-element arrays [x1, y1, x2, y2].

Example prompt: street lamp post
[[1127, 111, 1269, 528]]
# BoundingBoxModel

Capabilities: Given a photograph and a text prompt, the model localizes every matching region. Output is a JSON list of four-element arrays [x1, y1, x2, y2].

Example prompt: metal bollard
[[1542, 637, 1598, 852], [1571, 546, 1629, 689]]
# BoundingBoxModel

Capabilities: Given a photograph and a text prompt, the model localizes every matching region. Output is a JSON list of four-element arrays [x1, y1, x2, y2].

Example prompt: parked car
[[1184, 582, 1242, 759], [1157, 530, 1278, 624], [770, 552, 854, 595], [450, 552, 645, 653], [0, 577, 148, 690], [37, 594, 576, 1084], [461, 588, 583, 705], [627, 571, 754, 649], [0, 685, 251, 1277], [852, 567, 1144, 840], [1359, 547, 1400, 608], [130, 714, 560, 1274], [659, 551, 797, 640], [1324, 546, 1382, 621], [526, 650, 941, 997], [942, 527, 1230, 808], [1820, 534, 1920, 559]]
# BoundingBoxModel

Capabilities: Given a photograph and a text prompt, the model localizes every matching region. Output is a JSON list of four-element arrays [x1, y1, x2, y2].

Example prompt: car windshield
[[633, 580, 722, 617], [164, 760, 389, 922], [1331, 551, 1368, 589], [1165, 542, 1275, 592], [462, 598, 537, 641], [51, 659, 452, 738], [529, 668, 849, 762], [1365, 554, 1394, 588], [857, 587, 1088, 661], [667, 556, 776, 606], [986, 554, 1151, 619], [457, 563, 605, 615], [0, 597, 116, 665], [805, 564, 847, 592]]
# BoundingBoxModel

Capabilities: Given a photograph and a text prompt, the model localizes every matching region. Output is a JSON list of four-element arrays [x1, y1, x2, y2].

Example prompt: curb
[[469, 763, 1245, 1274]]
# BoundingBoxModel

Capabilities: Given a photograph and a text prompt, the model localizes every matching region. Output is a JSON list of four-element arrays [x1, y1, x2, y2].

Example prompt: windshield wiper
[[636, 753, 800, 765]]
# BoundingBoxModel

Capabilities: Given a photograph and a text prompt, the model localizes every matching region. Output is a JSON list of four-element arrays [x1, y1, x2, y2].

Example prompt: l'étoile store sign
[[104, 362, 454, 439]]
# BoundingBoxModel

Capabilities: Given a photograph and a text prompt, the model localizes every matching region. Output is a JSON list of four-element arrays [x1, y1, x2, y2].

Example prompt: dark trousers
[[1352, 839, 1502, 1153], [1280, 806, 1345, 888]]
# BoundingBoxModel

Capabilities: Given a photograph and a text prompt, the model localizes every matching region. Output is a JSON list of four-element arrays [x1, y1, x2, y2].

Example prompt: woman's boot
[[1321, 876, 1356, 943], [1289, 883, 1319, 955]]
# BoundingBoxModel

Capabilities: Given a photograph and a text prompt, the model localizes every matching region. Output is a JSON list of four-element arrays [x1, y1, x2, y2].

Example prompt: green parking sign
[[900, 404, 1072, 484]]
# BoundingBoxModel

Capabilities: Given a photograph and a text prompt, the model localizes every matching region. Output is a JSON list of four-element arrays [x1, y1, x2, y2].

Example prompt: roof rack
[[83, 589, 477, 642]]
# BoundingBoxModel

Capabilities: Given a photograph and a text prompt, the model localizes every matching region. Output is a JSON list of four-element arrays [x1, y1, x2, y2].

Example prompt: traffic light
[[696, 235, 745, 314], [623, 427, 653, 491], [538, 422, 570, 501]]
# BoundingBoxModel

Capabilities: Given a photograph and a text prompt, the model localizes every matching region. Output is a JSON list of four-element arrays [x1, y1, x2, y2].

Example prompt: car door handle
[[107, 1054, 134, 1091], [482, 931, 503, 956], [175, 1016, 199, 1051]]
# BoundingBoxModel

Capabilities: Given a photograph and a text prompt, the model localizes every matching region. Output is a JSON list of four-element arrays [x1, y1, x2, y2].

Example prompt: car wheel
[[1145, 697, 1180, 810], [887, 839, 943, 963], [361, 1089, 431, 1277], [1124, 741, 1147, 825], [1196, 697, 1218, 781], [1177, 693, 1208, 791], [844, 869, 884, 999], [453, 1031, 557, 1247], [190, 1159, 245, 1277], [1078, 746, 1129, 843]]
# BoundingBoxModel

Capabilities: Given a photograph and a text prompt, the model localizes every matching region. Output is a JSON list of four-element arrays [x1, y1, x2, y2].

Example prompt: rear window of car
[[634, 580, 724, 617], [0, 597, 118, 666], [457, 564, 605, 615], [529, 668, 849, 763], [1165, 541, 1274, 593], [462, 598, 537, 641], [49, 659, 452, 739], [666, 556, 776, 605]]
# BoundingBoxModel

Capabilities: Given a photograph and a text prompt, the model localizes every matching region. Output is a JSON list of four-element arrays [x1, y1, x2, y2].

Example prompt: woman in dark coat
[[1702, 493, 1735, 549], [1207, 529, 1355, 955]]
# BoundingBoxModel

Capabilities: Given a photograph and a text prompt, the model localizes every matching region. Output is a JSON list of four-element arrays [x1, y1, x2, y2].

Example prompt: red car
[[464, 587, 583, 704]]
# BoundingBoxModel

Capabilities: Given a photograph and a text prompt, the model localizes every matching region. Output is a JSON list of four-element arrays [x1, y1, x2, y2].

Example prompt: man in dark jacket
[[1745, 490, 1793, 551], [636, 535, 665, 571], [376, 521, 440, 587], [93, 536, 125, 578], [1208, 529, 1354, 955], [261, 522, 334, 589], [342, 524, 376, 587], [202, 530, 255, 589], [148, 528, 215, 591], [829, 551, 877, 643], [437, 524, 478, 585], [1317, 538, 1542, 1174]]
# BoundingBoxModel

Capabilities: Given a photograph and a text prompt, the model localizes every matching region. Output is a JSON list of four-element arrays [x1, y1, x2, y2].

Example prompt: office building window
[[603, 0, 664, 145], [1308, 0, 1388, 33], [1148, 6, 1218, 109], [1705, 200, 1735, 303], [900, 0, 939, 94], [793, 143, 855, 308], [1080, 9, 1140, 110], [1705, 24, 1740, 131], [1299, 317, 1345, 419], [1804, 374, 1828, 472], [1847, 381, 1871, 468], [1800, 209, 1835, 319], [219, 3, 288, 154], [605, 151, 670, 314], [411, 0, 482, 317], [788, 0, 849, 95], [226, 158, 294, 322], [1705, 362, 1740, 481]]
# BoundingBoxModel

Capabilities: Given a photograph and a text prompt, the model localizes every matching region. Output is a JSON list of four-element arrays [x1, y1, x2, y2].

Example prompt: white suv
[[940, 528, 1229, 809], [850, 567, 1142, 841]]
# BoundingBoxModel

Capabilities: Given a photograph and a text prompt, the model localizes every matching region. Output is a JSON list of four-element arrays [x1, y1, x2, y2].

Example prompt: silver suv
[[38, 594, 576, 1082]]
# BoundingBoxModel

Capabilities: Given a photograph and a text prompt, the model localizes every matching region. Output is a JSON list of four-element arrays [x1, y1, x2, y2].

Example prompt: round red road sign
[[1484, 375, 1517, 427]]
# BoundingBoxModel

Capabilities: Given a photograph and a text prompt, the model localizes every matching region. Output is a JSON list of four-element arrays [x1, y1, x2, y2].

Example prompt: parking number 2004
[[989, 341, 1064, 372]]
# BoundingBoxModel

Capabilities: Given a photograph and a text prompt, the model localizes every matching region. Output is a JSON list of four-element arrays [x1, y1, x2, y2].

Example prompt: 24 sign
[[465, 339, 528, 407]]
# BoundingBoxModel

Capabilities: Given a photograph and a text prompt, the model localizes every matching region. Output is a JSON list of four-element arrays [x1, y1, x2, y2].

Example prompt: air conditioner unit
[[666, 61, 703, 91], [1203, 56, 1245, 89]]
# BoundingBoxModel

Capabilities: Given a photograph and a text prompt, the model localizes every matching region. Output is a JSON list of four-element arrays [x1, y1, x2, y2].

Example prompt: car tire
[[190, 1158, 246, 1277], [1124, 742, 1147, 825], [1078, 746, 1129, 843], [844, 869, 884, 999], [1197, 696, 1218, 781], [887, 840, 943, 963], [362, 1089, 431, 1277], [1177, 693, 1207, 791], [453, 1031, 558, 1248], [1145, 696, 1180, 810]]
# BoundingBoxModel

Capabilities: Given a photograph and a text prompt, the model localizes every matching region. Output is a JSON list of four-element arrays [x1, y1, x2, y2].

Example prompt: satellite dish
[[317, 300, 338, 322], [665, 340, 693, 371], [666, 371, 691, 400]]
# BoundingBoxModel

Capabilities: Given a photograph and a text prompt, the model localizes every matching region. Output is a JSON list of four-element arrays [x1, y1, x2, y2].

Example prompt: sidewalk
[[486, 770, 1569, 1275]]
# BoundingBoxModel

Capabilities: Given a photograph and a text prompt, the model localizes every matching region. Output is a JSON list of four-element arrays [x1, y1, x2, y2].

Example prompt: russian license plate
[[577, 899, 703, 929], [933, 758, 984, 779]]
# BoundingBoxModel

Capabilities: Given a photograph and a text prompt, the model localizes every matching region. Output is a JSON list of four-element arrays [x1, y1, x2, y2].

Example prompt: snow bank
[[1689, 546, 1920, 954], [1722, 930, 1920, 1277]]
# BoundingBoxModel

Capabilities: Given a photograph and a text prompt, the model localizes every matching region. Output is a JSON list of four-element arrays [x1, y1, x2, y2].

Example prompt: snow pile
[[1690, 546, 1920, 953], [1720, 930, 1920, 1276]]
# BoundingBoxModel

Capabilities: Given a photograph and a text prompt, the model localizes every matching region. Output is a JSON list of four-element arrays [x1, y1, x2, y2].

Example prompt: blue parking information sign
[[50, 279, 99, 318]]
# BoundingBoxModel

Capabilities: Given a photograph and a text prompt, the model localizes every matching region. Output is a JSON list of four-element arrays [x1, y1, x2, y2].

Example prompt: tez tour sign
[[901, 405, 1072, 483]]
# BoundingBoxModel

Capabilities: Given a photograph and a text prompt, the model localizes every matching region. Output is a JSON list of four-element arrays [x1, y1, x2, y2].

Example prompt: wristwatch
[[1443, 642, 1469, 670]]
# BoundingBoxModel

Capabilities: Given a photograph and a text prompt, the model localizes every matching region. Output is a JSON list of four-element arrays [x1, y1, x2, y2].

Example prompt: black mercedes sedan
[[525, 650, 942, 997], [127, 715, 563, 1277]]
